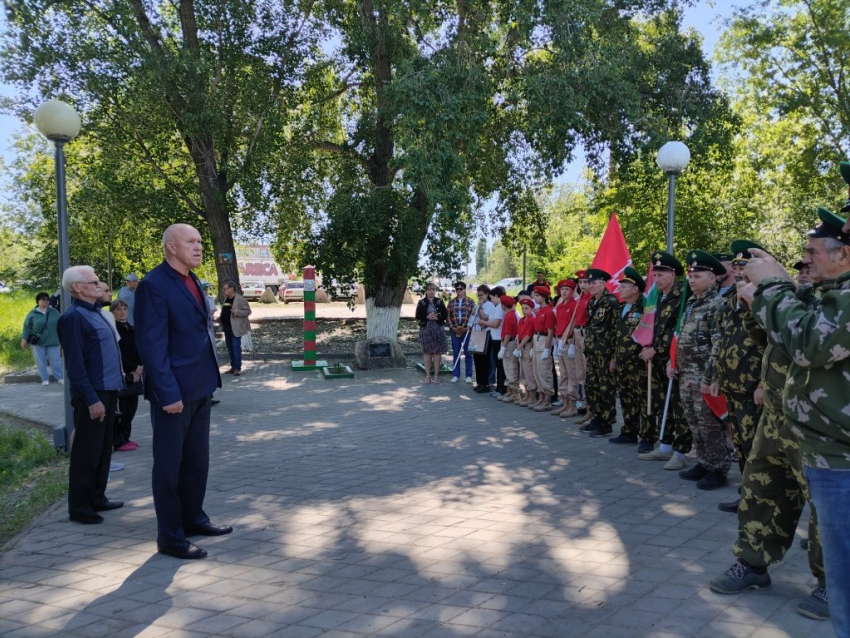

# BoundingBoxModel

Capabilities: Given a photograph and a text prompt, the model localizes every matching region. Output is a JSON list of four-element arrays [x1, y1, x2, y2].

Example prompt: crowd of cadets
[[446, 224, 836, 625]]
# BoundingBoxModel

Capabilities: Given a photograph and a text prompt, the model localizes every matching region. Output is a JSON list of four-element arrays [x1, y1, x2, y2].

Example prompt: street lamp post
[[655, 141, 691, 254], [34, 99, 81, 451]]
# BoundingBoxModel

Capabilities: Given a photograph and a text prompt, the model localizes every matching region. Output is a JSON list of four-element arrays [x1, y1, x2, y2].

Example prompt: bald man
[[135, 224, 226, 559]]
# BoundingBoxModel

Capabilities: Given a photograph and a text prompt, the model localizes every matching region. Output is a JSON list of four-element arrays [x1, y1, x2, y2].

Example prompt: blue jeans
[[805, 466, 850, 638], [223, 325, 242, 371], [32, 345, 63, 382], [450, 331, 473, 379]]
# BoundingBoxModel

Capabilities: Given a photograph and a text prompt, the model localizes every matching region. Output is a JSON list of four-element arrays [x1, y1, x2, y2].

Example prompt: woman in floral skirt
[[416, 283, 448, 383]]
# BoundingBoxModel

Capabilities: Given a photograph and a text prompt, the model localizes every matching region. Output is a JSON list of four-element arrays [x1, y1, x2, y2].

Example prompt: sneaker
[[579, 419, 601, 433], [109, 461, 125, 472], [797, 585, 829, 620], [116, 442, 137, 452], [637, 439, 654, 454], [718, 498, 740, 513], [709, 559, 771, 594], [41, 380, 50, 386], [465, 377, 473, 384], [639, 446, 673, 461], [491, 391, 503, 398], [451, 377, 460, 383], [551, 400, 563, 408], [590, 424, 613, 437], [697, 471, 728, 491], [664, 454, 689, 470], [56, 378, 64, 385], [609, 433, 638, 444], [679, 463, 708, 481]]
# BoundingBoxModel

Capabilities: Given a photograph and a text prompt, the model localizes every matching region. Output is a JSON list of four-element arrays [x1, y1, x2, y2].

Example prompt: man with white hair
[[57, 265, 125, 524], [135, 224, 226, 560]]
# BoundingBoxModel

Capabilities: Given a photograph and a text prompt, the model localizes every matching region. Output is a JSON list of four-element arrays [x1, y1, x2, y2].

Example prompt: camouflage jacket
[[651, 282, 684, 364], [676, 289, 724, 383], [705, 289, 764, 395], [752, 272, 850, 469], [615, 298, 645, 366], [743, 311, 788, 413], [585, 293, 620, 356]]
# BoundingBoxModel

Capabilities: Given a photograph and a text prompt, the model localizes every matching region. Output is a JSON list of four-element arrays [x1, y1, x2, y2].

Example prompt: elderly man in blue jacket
[[136, 223, 226, 559]]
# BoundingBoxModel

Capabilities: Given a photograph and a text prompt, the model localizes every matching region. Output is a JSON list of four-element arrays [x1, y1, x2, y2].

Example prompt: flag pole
[[658, 377, 674, 440], [647, 360, 652, 415]]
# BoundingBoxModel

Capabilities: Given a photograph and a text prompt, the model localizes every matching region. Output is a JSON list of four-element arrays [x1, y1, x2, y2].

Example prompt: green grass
[[0, 417, 68, 548], [0, 290, 40, 377]]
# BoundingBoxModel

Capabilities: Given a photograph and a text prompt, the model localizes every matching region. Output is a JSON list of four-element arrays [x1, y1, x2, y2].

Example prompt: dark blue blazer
[[135, 261, 221, 406]]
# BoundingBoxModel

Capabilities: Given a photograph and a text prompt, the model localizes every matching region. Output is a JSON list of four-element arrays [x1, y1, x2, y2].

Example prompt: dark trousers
[[68, 390, 118, 517], [114, 394, 139, 448], [473, 352, 490, 389], [151, 395, 212, 547], [488, 339, 506, 393]]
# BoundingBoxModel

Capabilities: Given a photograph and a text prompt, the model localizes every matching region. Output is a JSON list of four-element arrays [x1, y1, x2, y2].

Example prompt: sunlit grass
[[0, 290, 40, 377]]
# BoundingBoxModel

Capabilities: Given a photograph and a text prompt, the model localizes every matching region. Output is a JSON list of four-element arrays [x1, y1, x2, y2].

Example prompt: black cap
[[730, 240, 767, 264], [586, 268, 611, 282], [686, 250, 727, 276], [650, 250, 684, 276], [620, 267, 645, 292], [808, 207, 850, 245]]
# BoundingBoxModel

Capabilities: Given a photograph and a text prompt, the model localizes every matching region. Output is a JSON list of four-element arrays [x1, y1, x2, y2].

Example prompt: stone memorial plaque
[[369, 343, 391, 358]]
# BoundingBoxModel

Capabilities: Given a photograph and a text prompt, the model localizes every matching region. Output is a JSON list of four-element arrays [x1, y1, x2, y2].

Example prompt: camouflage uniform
[[615, 297, 646, 438], [706, 289, 764, 473], [584, 292, 620, 426], [677, 289, 729, 474], [641, 282, 692, 453], [732, 312, 824, 585]]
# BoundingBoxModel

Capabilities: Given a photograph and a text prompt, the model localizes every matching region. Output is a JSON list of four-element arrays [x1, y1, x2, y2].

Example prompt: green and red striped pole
[[291, 265, 328, 371]]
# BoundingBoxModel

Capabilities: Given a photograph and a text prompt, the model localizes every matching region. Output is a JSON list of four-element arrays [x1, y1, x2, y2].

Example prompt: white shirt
[[489, 304, 505, 340]]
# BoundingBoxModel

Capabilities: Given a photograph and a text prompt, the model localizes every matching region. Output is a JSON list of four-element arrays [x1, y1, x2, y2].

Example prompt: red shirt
[[554, 297, 577, 336], [518, 313, 535, 341], [179, 271, 205, 308], [533, 305, 556, 334], [573, 292, 591, 327], [502, 309, 519, 340]]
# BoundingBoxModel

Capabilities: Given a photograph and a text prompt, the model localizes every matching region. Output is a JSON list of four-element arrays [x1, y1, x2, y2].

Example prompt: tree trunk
[[364, 275, 407, 342]]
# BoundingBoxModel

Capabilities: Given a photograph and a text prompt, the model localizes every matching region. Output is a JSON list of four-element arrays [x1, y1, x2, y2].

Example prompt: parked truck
[[236, 245, 288, 294]]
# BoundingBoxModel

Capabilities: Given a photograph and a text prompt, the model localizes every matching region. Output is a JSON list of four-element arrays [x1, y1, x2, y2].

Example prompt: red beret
[[575, 269, 587, 278], [519, 298, 535, 308], [499, 295, 516, 307], [556, 280, 570, 289], [532, 285, 550, 296], [559, 279, 577, 289]]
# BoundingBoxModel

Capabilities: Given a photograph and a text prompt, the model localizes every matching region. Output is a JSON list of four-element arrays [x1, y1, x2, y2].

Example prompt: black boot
[[679, 463, 708, 481]]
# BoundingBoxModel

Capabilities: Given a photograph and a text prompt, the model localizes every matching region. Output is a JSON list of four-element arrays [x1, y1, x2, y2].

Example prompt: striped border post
[[291, 265, 328, 371]]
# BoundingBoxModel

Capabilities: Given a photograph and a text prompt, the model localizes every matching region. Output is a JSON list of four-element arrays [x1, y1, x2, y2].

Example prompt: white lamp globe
[[656, 141, 690, 174], [34, 99, 81, 142]]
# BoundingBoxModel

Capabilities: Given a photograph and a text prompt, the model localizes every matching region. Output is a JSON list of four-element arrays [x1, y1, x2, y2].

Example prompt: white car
[[0, 282, 10, 294], [240, 281, 266, 301], [279, 281, 305, 303]]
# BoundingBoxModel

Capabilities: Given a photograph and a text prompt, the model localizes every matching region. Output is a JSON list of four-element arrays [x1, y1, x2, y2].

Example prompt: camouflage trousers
[[680, 373, 730, 474], [640, 363, 693, 454], [586, 350, 617, 425], [616, 360, 647, 438], [723, 387, 761, 474], [733, 401, 824, 585]]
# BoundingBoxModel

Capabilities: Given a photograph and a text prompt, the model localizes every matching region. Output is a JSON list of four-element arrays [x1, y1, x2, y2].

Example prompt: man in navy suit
[[135, 224, 227, 559]]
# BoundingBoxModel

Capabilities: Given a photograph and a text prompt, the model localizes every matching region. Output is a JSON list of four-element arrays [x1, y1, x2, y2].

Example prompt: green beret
[[650, 250, 684, 276], [808, 207, 850, 246], [620, 266, 645, 292], [687, 250, 727, 276], [712, 252, 735, 263], [730, 240, 767, 264], [586, 268, 611, 282]]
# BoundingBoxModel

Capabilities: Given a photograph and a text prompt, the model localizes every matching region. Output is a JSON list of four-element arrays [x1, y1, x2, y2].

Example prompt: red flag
[[591, 214, 632, 297]]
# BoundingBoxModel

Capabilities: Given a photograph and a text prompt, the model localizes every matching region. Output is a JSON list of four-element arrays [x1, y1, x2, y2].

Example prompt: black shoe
[[157, 541, 208, 559], [609, 433, 638, 444], [679, 463, 708, 481], [93, 500, 124, 512], [69, 512, 104, 525], [211, 399, 221, 406], [576, 408, 587, 415], [590, 424, 613, 438], [718, 498, 740, 513], [697, 471, 728, 491], [637, 439, 654, 454], [579, 418, 601, 433], [185, 522, 233, 537]]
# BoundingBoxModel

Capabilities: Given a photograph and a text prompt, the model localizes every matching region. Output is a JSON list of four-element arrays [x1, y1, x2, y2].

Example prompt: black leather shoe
[[70, 512, 104, 524], [679, 463, 708, 481], [609, 434, 638, 444], [186, 522, 233, 537], [579, 418, 601, 433], [93, 500, 124, 512], [590, 424, 613, 438], [718, 498, 740, 513], [697, 471, 728, 491], [157, 541, 208, 559], [211, 399, 221, 406]]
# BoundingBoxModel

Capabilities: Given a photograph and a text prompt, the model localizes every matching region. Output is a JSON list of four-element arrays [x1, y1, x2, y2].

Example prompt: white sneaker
[[109, 461, 125, 472], [451, 377, 460, 383], [56, 378, 64, 385], [491, 391, 503, 398], [552, 400, 563, 407], [465, 377, 473, 383], [664, 454, 689, 471], [41, 380, 49, 386]]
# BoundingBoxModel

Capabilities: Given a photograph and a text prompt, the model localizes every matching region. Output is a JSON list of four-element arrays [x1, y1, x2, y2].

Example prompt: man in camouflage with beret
[[704, 241, 765, 512], [668, 251, 729, 490], [581, 268, 621, 437], [638, 251, 693, 470], [609, 267, 646, 445], [744, 205, 850, 636]]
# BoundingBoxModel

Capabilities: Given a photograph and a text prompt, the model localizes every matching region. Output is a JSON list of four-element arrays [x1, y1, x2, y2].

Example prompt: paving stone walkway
[[0, 362, 836, 638]]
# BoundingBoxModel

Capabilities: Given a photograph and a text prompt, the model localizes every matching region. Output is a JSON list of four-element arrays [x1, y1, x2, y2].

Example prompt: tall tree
[[1, 0, 326, 286], [475, 239, 488, 275]]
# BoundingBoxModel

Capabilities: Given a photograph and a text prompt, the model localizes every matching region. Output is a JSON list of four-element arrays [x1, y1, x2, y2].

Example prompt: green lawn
[[0, 290, 39, 377], [0, 417, 68, 548]]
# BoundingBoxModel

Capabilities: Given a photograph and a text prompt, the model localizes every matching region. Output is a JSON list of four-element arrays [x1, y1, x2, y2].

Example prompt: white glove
[[525, 348, 534, 359], [497, 347, 506, 360], [567, 343, 576, 359], [541, 348, 550, 361], [513, 348, 522, 358], [553, 342, 563, 357]]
